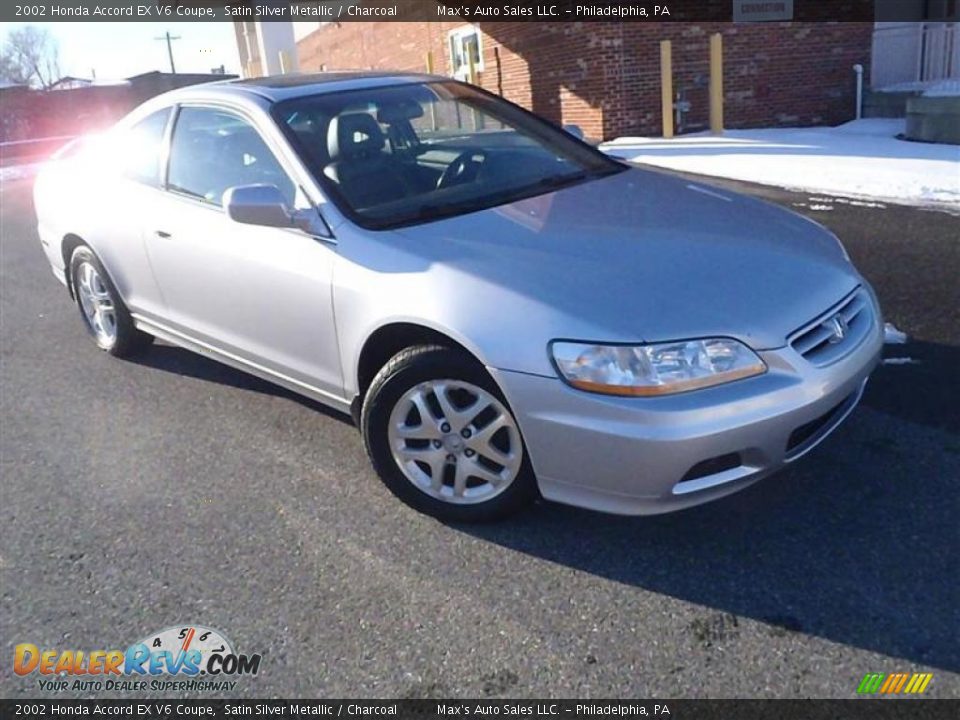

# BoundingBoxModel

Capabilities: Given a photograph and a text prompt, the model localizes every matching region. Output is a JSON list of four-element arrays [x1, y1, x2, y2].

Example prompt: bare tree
[[0, 26, 61, 89]]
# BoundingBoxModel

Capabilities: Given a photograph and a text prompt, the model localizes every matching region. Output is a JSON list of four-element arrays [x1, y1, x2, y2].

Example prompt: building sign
[[733, 0, 795, 22]]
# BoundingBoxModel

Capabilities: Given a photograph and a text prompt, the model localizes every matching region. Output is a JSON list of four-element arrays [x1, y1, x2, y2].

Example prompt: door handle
[[155, 230, 172, 238]]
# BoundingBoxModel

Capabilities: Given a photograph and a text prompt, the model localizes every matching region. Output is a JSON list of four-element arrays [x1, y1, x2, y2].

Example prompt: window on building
[[448, 26, 483, 81]]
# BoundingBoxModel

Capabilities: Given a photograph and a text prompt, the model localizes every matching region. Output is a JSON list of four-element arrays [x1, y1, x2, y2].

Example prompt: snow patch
[[847, 200, 887, 209], [874, 79, 960, 95], [0, 162, 43, 184], [922, 80, 960, 97], [601, 120, 960, 209]]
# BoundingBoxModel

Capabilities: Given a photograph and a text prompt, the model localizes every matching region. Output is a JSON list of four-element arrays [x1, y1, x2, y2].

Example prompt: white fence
[[871, 22, 960, 89]]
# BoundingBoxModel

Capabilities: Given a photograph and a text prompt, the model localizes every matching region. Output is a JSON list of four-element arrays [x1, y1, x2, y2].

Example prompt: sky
[[0, 22, 240, 80]]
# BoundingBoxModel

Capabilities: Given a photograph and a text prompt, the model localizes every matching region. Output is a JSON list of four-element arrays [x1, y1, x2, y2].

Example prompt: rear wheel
[[361, 345, 536, 522], [69, 245, 153, 357]]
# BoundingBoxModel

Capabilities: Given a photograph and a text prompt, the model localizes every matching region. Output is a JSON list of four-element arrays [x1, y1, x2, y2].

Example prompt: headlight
[[551, 339, 766, 397]]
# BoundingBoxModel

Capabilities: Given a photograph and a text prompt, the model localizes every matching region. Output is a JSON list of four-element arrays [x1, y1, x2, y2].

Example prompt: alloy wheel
[[387, 379, 523, 504], [75, 261, 117, 348]]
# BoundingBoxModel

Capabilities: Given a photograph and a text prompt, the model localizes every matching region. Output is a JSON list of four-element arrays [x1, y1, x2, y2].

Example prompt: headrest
[[377, 100, 424, 123], [215, 129, 262, 170], [327, 113, 384, 160]]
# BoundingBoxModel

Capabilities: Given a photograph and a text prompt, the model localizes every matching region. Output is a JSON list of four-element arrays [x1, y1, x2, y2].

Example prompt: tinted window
[[167, 107, 296, 206], [119, 109, 171, 187], [275, 81, 623, 229]]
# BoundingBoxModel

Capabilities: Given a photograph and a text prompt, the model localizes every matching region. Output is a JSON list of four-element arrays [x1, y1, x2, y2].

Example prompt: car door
[[79, 107, 173, 320], [143, 104, 343, 402]]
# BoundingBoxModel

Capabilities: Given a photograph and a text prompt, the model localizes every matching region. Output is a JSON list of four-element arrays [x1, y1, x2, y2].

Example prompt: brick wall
[[611, 22, 874, 137], [298, 21, 458, 75], [0, 73, 237, 143], [296, 21, 873, 140]]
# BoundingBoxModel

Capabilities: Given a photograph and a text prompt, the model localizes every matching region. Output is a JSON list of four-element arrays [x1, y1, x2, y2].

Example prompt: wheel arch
[[61, 234, 128, 308], [351, 321, 494, 425], [61, 233, 88, 299]]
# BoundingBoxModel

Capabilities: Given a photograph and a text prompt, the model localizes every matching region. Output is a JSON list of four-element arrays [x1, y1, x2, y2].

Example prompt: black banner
[[2, 699, 959, 719], [3, 0, 913, 24]]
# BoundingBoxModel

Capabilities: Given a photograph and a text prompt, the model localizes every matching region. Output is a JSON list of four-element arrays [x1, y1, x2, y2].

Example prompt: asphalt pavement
[[1, 172, 958, 699]]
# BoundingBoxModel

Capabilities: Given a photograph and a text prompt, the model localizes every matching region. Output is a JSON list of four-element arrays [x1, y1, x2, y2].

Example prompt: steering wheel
[[437, 150, 486, 190]]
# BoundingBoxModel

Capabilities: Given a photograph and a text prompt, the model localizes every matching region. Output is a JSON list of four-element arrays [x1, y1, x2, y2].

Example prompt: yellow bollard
[[710, 33, 724, 134], [468, 52, 482, 129], [660, 40, 674, 139], [426, 50, 438, 130]]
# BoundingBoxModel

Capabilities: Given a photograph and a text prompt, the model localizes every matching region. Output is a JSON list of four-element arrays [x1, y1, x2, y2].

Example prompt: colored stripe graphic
[[911, 673, 933, 694], [858, 672, 932, 694], [857, 673, 885, 694]]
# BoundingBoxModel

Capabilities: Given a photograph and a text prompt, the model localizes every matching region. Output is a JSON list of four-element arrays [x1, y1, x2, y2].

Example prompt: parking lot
[[1, 172, 958, 698]]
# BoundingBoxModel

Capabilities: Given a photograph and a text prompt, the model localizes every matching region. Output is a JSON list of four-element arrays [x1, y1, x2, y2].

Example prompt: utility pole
[[154, 31, 181, 74]]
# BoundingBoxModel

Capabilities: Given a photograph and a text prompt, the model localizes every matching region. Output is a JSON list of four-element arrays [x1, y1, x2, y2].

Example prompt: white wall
[[256, 21, 300, 75], [293, 22, 326, 43]]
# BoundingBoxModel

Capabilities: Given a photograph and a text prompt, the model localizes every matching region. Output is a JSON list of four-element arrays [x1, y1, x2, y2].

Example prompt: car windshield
[[273, 81, 625, 229]]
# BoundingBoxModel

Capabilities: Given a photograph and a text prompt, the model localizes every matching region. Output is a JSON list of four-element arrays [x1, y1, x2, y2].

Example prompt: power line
[[154, 31, 181, 74]]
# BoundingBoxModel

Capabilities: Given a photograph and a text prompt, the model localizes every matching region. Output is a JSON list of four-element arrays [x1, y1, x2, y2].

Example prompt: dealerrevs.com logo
[[14, 625, 262, 693]]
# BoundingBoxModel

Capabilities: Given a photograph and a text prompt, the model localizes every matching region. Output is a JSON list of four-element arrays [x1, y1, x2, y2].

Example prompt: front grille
[[789, 288, 872, 366]]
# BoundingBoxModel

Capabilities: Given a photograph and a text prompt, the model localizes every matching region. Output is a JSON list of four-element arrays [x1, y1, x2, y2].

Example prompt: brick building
[[293, 21, 874, 140], [0, 71, 236, 145], [270, 0, 958, 140]]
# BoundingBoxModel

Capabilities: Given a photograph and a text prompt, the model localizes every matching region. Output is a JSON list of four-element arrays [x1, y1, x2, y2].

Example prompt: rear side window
[[167, 107, 296, 207], [119, 108, 171, 187]]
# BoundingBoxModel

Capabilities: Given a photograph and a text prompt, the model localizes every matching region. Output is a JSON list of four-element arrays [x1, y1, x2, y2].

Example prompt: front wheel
[[361, 345, 536, 522], [69, 245, 153, 357]]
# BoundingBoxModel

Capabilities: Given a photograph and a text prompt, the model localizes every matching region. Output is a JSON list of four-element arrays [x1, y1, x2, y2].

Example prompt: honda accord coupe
[[34, 72, 883, 521]]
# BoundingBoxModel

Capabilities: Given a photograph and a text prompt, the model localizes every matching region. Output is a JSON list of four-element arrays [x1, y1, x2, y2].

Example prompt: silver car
[[34, 72, 883, 521]]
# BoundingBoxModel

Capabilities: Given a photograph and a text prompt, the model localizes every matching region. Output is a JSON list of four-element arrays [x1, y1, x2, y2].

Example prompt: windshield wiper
[[405, 202, 478, 224], [523, 167, 622, 193], [530, 171, 589, 190]]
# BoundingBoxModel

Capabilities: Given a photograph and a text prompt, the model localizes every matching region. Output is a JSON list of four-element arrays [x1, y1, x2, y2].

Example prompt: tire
[[69, 245, 153, 357], [361, 345, 537, 522]]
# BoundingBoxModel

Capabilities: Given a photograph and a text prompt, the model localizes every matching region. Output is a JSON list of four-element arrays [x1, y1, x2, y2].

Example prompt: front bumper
[[37, 221, 68, 287], [491, 300, 883, 516]]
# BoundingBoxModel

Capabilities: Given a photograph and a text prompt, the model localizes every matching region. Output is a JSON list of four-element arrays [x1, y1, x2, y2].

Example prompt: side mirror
[[224, 184, 332, 239], [224, 184, 294, 228], [563, 124, 585, 140]]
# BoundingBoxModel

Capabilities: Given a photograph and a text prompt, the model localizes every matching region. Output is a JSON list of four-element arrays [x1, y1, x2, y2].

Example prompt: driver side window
[[119, 108, 171, 187], [167, 107, 296, 207]]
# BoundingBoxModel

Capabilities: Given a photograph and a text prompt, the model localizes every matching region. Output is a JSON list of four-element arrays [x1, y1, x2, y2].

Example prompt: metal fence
[[871, 22, 960, 89]]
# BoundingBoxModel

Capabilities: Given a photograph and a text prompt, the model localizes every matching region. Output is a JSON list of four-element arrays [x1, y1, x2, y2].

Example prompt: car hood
[[389, 167, 861, 351]]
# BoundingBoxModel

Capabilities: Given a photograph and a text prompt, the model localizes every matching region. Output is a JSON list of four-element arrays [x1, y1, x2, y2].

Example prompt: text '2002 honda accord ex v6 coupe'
[[34, 72, 884, 522]]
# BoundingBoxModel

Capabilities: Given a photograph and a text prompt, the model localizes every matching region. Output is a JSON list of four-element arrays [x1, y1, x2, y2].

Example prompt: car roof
[[168, 71, 448, 105]]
